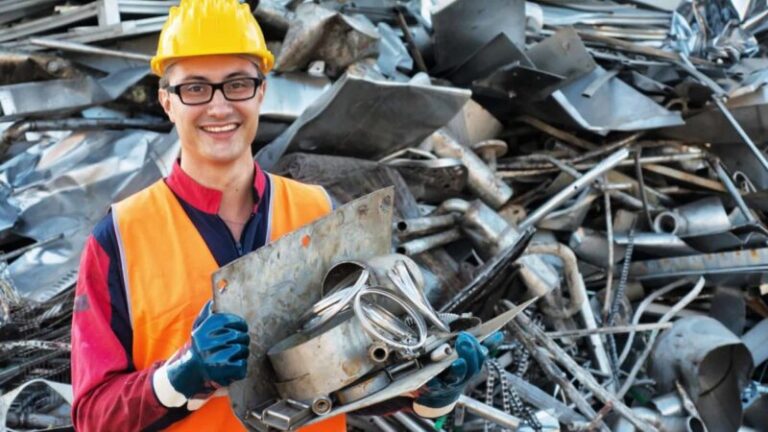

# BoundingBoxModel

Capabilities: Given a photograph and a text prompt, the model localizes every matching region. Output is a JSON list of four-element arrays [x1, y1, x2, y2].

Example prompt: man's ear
[[158, 89, 175, 123]]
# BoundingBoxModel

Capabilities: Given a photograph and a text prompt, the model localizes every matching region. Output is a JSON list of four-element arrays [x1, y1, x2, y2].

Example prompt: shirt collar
[[165, 160, 267, 214]]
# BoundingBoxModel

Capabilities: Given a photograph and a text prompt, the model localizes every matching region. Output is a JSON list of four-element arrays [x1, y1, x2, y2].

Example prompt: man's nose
[[206, 88, 234, 116]]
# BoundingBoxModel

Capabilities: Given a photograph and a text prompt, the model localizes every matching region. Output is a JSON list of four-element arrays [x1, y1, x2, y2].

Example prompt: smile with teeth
[[201, 123, 238, 133]]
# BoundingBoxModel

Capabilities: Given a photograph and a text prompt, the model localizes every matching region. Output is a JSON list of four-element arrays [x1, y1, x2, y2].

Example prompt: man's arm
[[71, 219, 179, 431]]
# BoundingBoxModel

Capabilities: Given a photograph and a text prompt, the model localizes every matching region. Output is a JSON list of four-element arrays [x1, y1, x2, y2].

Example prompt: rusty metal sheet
[[212, 187, 394, 426]]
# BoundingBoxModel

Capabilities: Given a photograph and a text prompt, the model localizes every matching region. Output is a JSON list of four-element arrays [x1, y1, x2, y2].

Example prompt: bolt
[[471, 139, 508, 172]]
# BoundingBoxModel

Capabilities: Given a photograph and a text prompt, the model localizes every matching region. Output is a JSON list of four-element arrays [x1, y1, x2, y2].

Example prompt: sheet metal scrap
[[3, 0, 768, 430]]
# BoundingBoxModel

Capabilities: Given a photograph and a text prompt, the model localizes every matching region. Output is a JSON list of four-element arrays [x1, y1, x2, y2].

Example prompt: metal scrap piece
[[274, 3, 380, 76], [650, 316, 753, 432], [256, 74, 469, 170], [431, 0, 525, 72], [0, 66, 148, 120], [0, 129, 178, 303]]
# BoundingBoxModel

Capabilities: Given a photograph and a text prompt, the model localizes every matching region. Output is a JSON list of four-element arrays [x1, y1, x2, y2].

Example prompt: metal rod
[[634, 148, 654, 228], [711, 96, 768, 173], [712, 159, 757, 223], [519, 148, 630, 230], [677, 55, 768, 174], [515, 116, 597, 151], [394, 9, 428, 73], [395, 228, 462, 256], [642, 163, 726, 192], [617, 277, 706, 398], [371, 417, 399, 432], [29, 37, 152, 61], [505, 301, 658, 432], [457, 395, 522, 429], [0, 233, 65, 262], [393, 412, 429, 432], [546, 322, 673, 339], [505, 317, 606, 429], [497, 153, 704, 174], [602, 186, 615, 318]]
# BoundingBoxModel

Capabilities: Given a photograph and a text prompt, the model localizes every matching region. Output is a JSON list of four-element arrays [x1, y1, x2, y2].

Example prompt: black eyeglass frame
[[163, 77, 264, 106]]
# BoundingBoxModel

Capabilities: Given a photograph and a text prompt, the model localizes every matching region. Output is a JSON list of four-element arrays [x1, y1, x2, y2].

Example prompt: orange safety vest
[[112, 173, 345, 432]]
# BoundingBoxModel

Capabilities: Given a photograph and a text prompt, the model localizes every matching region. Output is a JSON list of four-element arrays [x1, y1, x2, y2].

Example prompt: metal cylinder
[[457, 395, 522, 429], [268, 311, 376, 401], [650, 316, 753, 432], [653, 197, 731, 238], [395, 214, 458, 237], [396, 228, 462, 255], [311, 396, 332, 416], [429, 129, 514, 208], [654, 211, 682, 235], [368, 341, 390, 363]]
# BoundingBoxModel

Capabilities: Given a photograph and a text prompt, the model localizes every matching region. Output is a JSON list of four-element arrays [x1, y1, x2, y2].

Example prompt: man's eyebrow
[[178, 71, 254, 82]]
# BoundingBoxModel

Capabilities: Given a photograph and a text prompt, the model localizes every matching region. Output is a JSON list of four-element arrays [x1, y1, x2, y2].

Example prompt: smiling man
[[71, 0, 496, 430], [69, 0, 337, 430]]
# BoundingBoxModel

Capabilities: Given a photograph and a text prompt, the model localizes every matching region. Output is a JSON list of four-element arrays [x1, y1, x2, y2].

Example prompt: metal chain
[[484, 362, 497, 432]]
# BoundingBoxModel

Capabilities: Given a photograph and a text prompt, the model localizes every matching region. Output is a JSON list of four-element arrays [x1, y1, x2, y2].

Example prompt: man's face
[[158, 55, 266, 167]]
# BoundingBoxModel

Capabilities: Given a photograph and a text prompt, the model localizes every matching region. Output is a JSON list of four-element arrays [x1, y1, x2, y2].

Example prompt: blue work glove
[[413, 331, 503, 418], [152, 301, 250, 409]]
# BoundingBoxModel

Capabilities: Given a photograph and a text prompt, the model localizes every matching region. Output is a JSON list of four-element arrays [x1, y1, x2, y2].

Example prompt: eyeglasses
[[164, 77, 263, 105]]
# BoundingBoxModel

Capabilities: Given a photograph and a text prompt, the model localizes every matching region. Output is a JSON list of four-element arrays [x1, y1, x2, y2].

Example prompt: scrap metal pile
[[2, 0, 768, 430]]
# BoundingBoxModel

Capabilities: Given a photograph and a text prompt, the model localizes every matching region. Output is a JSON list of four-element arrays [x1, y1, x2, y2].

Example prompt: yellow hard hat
[[151, 0, 275, 76]]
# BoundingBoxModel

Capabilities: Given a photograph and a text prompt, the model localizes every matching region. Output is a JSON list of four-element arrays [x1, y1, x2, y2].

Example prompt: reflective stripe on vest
[[112, 174, 341, 431]]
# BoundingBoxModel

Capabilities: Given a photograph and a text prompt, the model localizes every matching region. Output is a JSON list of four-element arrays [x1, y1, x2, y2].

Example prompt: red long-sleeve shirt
[[71, 161, 271, 431]]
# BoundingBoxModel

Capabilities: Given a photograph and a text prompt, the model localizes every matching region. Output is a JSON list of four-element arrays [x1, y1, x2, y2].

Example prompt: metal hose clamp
[[353, 287, 428, 352]]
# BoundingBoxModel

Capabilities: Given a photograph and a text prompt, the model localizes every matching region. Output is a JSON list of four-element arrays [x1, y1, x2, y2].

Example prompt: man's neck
[[180, 156, 255, 239]]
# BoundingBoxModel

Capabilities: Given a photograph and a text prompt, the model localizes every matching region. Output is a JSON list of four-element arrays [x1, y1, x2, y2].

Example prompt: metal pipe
[[439, 198, 471, 214], [395, 228, 462, 256], [651, 393, 684, 417], [524, 242, 613, 390], [524, 244, 586, 319], [458, 395, 522, 429], [395, 214, 458, 237], [519, 148, 630, 230], [429, 129, 514, 209], [29, 37, 152, 61]]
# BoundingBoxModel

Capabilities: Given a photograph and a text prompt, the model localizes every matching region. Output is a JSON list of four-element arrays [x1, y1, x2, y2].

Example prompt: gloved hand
[[413, 331, 503, 418], [152, 301, 250, 409]]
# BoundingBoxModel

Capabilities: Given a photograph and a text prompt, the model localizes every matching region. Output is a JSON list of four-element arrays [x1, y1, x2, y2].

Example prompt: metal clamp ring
[[353, 287, 427, 351]]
